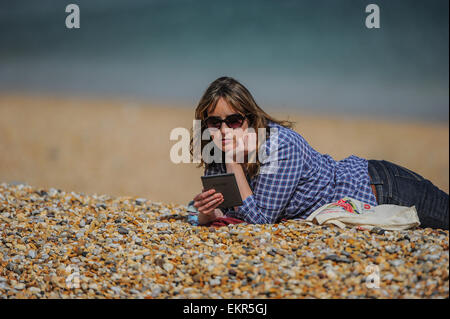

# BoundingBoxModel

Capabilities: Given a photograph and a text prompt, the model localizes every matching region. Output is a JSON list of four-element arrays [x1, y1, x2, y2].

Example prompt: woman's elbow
[[249, 213, 279, 225]]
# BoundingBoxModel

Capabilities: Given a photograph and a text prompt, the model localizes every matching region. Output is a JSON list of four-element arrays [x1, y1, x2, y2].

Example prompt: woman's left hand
[[224, 130, 257, 164]]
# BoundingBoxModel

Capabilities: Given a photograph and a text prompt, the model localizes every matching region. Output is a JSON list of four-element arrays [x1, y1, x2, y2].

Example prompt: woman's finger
[[193, 189, 214, 201], [194, 192, 222, 209], [195, 193, 223, 209], [201, 198, 224, 215], [198, 197, 224, 213], [198, 196, 223, 211], [193, 189, 215, 202], [197, 193, 223, 210]]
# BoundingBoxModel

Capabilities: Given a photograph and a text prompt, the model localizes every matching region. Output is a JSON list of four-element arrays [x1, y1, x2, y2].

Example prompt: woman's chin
[[213, 140, 235, 152], [222, 143, 236, 153]]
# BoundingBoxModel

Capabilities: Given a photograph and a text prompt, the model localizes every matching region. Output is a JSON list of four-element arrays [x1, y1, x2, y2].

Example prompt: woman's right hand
[[193, 189, 224, 215]]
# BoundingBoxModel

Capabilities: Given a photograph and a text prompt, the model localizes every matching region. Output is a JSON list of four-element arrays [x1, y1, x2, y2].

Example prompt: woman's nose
[[219, 122, 229, 136]]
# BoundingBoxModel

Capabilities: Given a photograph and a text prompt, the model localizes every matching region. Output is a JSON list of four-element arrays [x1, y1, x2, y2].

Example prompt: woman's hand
[[193, 189, 224, 215], [224, 129, 257, 164]]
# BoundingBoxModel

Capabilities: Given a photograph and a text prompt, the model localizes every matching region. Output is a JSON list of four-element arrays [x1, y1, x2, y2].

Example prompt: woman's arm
[[224, 130, 254, 208], [225, 140, 303, 224], [226, 162, 253, 204]]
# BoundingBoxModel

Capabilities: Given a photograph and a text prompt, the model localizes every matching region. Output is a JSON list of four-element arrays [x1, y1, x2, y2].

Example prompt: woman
[[191, 76, 449, 230]]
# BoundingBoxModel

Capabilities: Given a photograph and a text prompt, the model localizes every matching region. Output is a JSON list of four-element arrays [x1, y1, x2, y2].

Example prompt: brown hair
[[190, 76, 295, 179]]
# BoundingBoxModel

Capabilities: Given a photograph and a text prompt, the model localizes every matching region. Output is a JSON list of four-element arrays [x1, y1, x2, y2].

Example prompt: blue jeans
[[368, 160, 449, 230]]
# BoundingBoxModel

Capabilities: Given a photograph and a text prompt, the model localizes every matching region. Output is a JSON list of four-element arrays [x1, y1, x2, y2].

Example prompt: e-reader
[[201, 173, 243, 209]]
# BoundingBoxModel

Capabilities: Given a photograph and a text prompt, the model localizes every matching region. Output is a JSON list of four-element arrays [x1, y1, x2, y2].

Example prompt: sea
[[0, 0, 448, 122]]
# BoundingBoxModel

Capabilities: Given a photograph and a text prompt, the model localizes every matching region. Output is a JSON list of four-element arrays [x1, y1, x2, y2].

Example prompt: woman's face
[[206, 97, 249, 154]]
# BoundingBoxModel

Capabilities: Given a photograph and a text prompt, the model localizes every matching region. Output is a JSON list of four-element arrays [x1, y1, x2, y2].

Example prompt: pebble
[[425, 254, 441, 261], [209, 278, 221, 286], [0, 182, 448, 299], [163, 262, 174, 273], [135, 198, 147, 206], [110, 286, 122, 295], [14, 283, 25, 290], [324, 254, 352, 263], [151, 285, 162, 298], [155, 222, 170, 229], [16, 244, 27, 252], [96, 203, 107, 210], [385, 245, 399, 254], [28, 287, 41, 294], [390, 259, 404, 267], [89, 283, 98, 290], [27, 250, 36, 259]]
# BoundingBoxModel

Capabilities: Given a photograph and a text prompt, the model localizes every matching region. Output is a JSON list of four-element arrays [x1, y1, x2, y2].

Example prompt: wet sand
[[0, 94, 448, 205]]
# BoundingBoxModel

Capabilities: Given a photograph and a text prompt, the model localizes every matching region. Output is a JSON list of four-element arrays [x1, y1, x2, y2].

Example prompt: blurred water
[[0, 0, 448, 122]]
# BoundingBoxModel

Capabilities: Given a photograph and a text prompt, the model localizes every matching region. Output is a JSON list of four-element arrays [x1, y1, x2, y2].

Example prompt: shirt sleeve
[[225, 140, 304, 224]]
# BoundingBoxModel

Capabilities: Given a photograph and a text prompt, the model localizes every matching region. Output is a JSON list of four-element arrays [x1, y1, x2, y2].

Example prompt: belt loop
[[368, 160, 384, 184], [368, 160, 386, 204], [379, 160, 393, 199]]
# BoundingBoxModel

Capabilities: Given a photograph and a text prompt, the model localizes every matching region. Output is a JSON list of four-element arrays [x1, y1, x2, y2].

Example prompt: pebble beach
[[0, 182, 448, 299]]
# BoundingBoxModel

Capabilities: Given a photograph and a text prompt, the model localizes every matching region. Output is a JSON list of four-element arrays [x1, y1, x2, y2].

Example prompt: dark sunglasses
[[204, 113, 248, 129]]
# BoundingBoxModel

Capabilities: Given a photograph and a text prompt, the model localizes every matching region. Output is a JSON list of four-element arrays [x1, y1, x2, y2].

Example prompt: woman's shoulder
[[266, 120, 305, 148]]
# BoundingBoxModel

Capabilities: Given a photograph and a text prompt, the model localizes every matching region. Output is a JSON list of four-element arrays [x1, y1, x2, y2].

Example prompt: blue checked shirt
[[204, 121, 377, 224]]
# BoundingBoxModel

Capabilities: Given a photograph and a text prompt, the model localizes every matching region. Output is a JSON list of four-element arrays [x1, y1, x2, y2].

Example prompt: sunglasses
[[204, 113, 248, 129]]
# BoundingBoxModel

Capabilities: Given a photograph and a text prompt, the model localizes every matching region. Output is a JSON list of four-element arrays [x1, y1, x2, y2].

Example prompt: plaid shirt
[[204, 121, 377, 224]]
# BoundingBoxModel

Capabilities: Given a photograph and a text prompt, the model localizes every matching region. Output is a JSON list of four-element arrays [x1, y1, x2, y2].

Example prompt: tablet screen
[[201, 173, 243, 209]]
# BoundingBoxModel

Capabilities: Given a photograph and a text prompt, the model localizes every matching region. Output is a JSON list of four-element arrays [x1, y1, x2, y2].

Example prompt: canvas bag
[[298, 197, 420, 230]]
